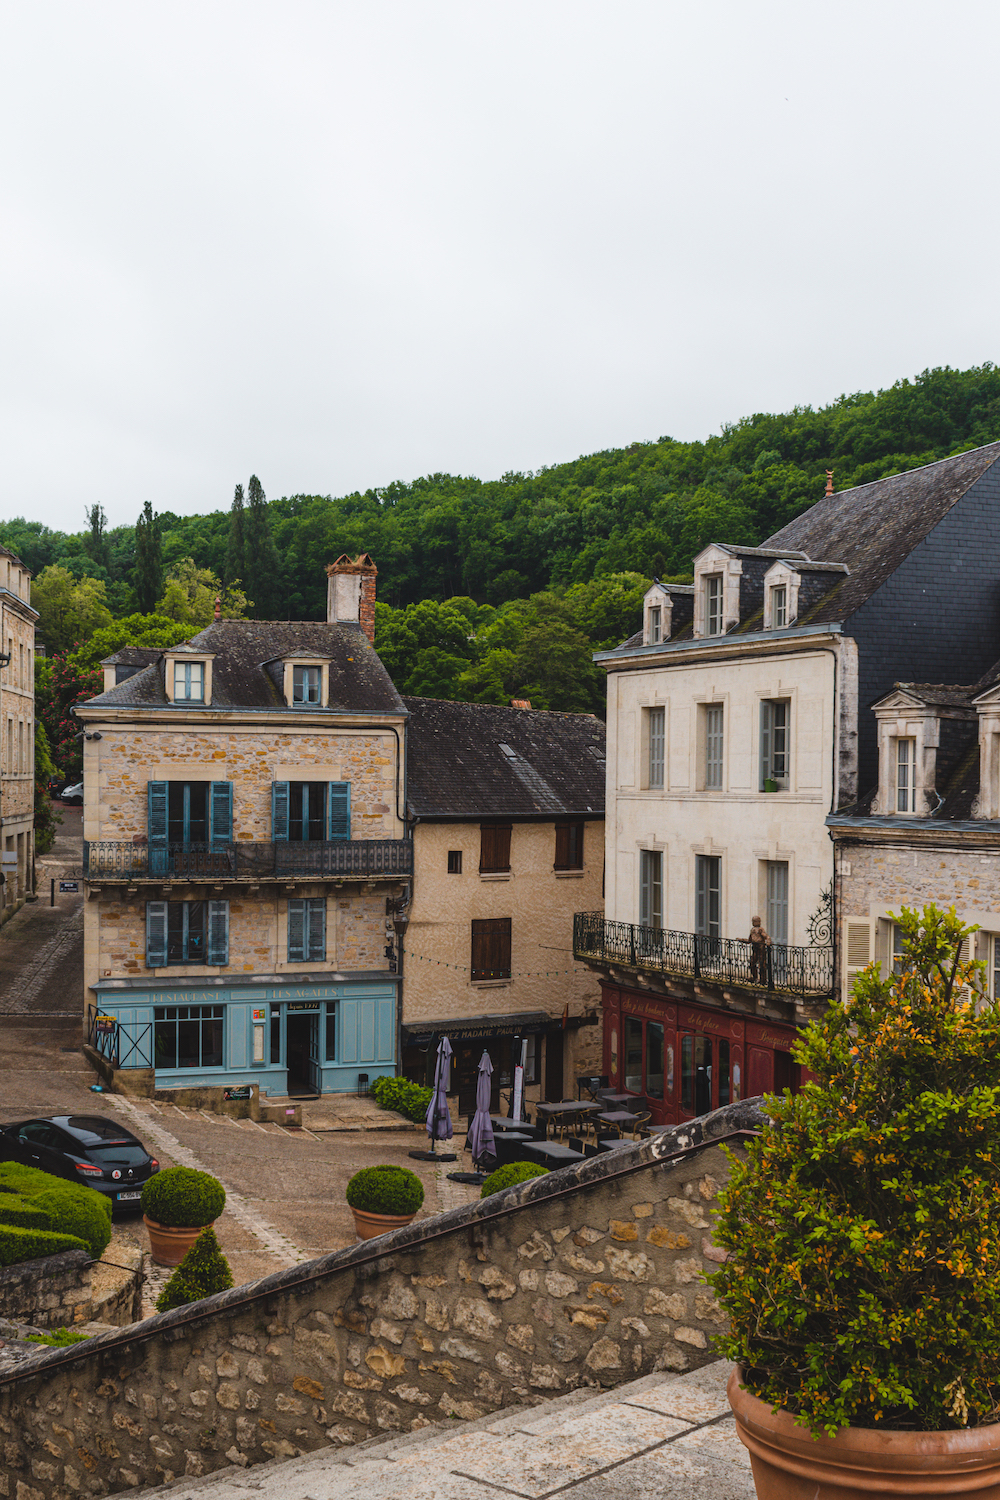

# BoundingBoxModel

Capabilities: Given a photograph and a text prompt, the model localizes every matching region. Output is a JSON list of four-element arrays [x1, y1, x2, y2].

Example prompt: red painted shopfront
[[600, 981, 802, 1126]]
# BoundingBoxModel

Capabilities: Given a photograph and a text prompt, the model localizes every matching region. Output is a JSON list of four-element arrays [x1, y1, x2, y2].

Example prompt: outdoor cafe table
[[597, 1093, 634, 1106], [534, 1101, 602, 1139], [489, 1116, 531, 1134], [597, 1110, 639, 1137]]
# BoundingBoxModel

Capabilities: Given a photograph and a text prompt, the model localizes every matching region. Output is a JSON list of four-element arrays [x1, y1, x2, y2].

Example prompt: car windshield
[[84, 1145, 149, 1165]]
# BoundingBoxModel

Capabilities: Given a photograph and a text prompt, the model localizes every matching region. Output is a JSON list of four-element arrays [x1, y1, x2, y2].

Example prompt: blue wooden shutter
[[146, 901, 168, 968], [210, 781, 233, 846], [272, 781, 290, 841], [148, 782, 168, 875], [307, 899, 326, 962], [328, 782, 351, 841], [287, 899, 305, 962], [207, 901, 229, 965]]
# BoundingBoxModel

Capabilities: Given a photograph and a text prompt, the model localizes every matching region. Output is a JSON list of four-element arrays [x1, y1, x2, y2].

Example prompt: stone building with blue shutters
[[74, 555, 410, 1100]]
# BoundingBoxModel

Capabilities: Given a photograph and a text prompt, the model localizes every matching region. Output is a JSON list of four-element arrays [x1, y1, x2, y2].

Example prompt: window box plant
[[141, 1166, 226, 1266], [346, 1165, 424, 1240], [712, 905, 1000, 1497]]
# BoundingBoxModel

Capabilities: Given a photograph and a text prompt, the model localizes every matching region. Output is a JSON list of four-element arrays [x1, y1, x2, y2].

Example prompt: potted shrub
[[141, 1166, 226, 1267], [712, 904, 1000, 1497], [346, 1165, 424, 1239]]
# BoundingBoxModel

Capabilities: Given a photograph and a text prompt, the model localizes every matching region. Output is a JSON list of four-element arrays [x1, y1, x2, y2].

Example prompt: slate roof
[[764, 442, 1000, 624], [99, 647, 164, 669], [402, 697, 606, 819], [876, 682, 979, 711], [80, 621, 405, 714]]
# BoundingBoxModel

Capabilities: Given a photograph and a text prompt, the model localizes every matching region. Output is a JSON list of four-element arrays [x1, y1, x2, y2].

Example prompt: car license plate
[[117, 1190, 141, 1202]]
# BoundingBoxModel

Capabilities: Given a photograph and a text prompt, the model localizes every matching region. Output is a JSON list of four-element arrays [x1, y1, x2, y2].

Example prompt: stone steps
[[119, 1360, 754, 1500]]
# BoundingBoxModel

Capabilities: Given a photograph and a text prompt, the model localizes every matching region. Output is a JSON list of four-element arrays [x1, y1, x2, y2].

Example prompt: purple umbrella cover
[[426, 1036, 454, 1142], [466, 1050, 496, 1166]]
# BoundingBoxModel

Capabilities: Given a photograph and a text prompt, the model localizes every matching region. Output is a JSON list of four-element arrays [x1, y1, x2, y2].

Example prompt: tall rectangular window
[[480, 823, 512, 873], [760, 699, 790, 789], [639, 849, 662, 930], [648, 606, 661, 644], [471, 917, 512, 980], [896, 739, 916, 812], [695, 855, 721, 939], [154, 1005, 224, 1069], [168, 782, 208, 843], [646, 1021, 665, 1099], [705, 705, 724, 789], [290, 782, 327, 841], [287, 897, 326, 962], [624, 1016, 643, 1092], [765, 860, 789, 945], [146, 899, 228, 967], [771, 585, 787, 628], [292, 666, 321, 704], [647, 707, 665, 789], [173, 661, 205, 701], [554, 822, 584, 869], [706, 575, 723, 635]]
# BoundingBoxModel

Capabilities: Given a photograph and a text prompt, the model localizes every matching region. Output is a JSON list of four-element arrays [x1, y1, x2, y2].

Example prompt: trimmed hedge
[[33, 1187, 112, 1260], [481, 1162, 549, 1198], [370, 1076, 434, 1124], [156, 1227, 234, 1313], [141, 1166, 225, 1228], [0, 1226, 88, 1266], [346, 1165, 425, 1216], [26, 1327, 89, 1347], [0, 1196, 55, 1231]]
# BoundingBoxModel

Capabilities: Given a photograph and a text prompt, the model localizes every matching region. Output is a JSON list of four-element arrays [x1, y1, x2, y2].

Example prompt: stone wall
[[0, 1251, 93, 1332], [0, 1101, 759, 1497]]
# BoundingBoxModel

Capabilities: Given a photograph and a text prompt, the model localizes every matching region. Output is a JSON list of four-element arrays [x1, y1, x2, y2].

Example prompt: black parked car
[[0, 1115, 159, 1213]]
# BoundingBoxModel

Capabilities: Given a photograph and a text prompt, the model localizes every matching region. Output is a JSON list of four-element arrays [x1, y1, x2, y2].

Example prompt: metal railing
[[86, 1004, 154, 1069], [83, 838, 413, 882], [573, 911, 833, 998]]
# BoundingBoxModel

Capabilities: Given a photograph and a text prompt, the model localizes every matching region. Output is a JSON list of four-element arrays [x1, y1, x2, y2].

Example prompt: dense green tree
[[33, 721, 61, 854], [71, 614, 192, 670], [34, 654, 103, 780], [156, 559, 250, 629], [133, 500, 163, 612], [244, 475, 280, 617], [84, 504, 108, 572], [30, 566, 113, 654], [226, 483, 246, 586]]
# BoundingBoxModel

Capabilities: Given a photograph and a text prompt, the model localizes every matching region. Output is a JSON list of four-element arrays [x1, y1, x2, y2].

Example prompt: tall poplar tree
[[243, 475, 279, 617], [133, 500, 163, 612], [226, 484, 246, 587]]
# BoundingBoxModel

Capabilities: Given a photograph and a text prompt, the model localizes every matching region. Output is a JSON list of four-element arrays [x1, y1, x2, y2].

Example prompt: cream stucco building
[[1, 544, 37, 922], [400, 697, 605, 1115]]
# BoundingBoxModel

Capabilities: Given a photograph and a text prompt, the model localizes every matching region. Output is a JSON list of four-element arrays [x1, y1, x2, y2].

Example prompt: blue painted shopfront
[[91, 979, 397, 1096]]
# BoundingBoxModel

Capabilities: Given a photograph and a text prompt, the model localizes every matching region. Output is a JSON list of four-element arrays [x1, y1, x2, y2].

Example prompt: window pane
[[772, 586, 786, 628], [640, 850, 662, 929], [187, 902, 206, 961], [177, 1017, 201, 1068], [706, 575, 723, 635], [646, 1022, 664, 1099], [649, 606, 661, 643], [201, 1016, 223, 1068], [695, 1035, 712, 1115], [705, 706, 723, 788], [648, 707, 665, 788], [718, 1038, 730, 1107], [154, 1020, 177, 1068], [325, 1002, 337, 1061], [167, 905, 186, 964], [897, 739, 914, 812], [270, 1011, 281, 1064], [680, 1034, 694, 1110], [624, 1017, 643, 1092]]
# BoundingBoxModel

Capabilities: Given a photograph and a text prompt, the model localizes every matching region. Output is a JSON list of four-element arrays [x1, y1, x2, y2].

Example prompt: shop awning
[[402, 1011, 553, 1046]]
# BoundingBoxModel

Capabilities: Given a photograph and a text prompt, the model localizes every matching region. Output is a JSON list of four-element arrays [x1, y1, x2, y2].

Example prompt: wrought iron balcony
[[83, 839, 413, 883], [573, 911, 833, 999]]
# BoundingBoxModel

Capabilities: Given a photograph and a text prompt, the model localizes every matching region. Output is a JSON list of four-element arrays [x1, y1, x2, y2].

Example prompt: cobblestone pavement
[[1, 802, 84, 1017]]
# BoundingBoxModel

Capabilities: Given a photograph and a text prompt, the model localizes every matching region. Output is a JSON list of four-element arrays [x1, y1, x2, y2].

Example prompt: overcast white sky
[[1, 1, 998, 534]]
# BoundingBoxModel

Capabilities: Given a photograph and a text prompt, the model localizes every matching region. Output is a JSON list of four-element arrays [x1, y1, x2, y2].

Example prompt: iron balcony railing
[[86, 1004, 154, 1069], [83, 839, 414, 882], [573, 911, 834, 999]]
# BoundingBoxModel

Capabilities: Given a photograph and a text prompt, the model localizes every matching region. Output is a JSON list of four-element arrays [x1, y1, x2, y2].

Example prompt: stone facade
[[0, 545, 37, 922], [0, 1247, 142, 1334], [0, 1102, 759, 1496]]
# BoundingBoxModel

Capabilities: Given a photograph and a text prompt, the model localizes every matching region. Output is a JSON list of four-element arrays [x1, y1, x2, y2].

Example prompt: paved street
[[0, 815, 480, 1304]]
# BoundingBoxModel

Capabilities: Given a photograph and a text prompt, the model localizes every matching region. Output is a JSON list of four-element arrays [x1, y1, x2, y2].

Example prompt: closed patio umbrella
[[409, 1035, 457, 1162], [448, 1049, 497, 1186]]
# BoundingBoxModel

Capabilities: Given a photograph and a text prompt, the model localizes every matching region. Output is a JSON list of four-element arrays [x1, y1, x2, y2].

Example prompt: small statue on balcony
[[747, 916, 771, 982]]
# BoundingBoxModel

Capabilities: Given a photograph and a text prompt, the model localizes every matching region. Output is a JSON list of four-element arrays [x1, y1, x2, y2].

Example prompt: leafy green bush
[[26, 1327, 89, 1347], [32, 1187, 112, 1260], [141, 1166, 225, 1228], [0, 1195, 55, 1231], [370, 1076, 434, 1124], [481, 1162, 549, 1198], [0, 1226, 88, 1266], [713, 904, 1000, 1436], [346, 1166, 424, 1216], [156, 1227, 234, 1313]]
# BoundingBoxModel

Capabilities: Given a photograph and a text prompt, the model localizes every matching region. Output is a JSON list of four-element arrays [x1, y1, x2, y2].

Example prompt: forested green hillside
[[9, 364, 1000, 741]]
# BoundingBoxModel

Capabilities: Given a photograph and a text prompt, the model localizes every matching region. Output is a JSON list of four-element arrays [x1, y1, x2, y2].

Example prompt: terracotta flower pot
[[143, 1214, 214, 1267], [728, 1368, 1000, 1499], [349, 1206, 417, 1241]]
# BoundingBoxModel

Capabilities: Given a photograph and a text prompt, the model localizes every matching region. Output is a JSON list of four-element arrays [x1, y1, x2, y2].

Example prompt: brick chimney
[[326, 553, 377, 643]]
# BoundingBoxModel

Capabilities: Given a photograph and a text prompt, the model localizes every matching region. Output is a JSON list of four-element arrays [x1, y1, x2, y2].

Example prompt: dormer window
[[293, 666, 321, 705], [174, 662, 205, 701], [705, 576, 723, 636], [771, 586, 787, 629], [896, 738, 916, 812], [649, 606, 661, 644]]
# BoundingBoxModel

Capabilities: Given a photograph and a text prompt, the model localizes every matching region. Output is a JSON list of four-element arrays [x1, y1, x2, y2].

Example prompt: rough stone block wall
[[0, 1251, 93, 1332], [0, 1102, 759, 1496], [841, 841, 1000, 922]]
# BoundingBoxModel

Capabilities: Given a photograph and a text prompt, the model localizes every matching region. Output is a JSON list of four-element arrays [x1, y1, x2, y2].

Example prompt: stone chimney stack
[[326, 554, 378, 643]]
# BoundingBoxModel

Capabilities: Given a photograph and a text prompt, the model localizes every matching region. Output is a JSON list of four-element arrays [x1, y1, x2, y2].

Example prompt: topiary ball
[[481, 1162, 549, 1198], [141, 1166, 225, 1228], [346, 1166, 424, 1216], [32, 1186, 113, 1260], [156, 1227, 234, 1313]]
